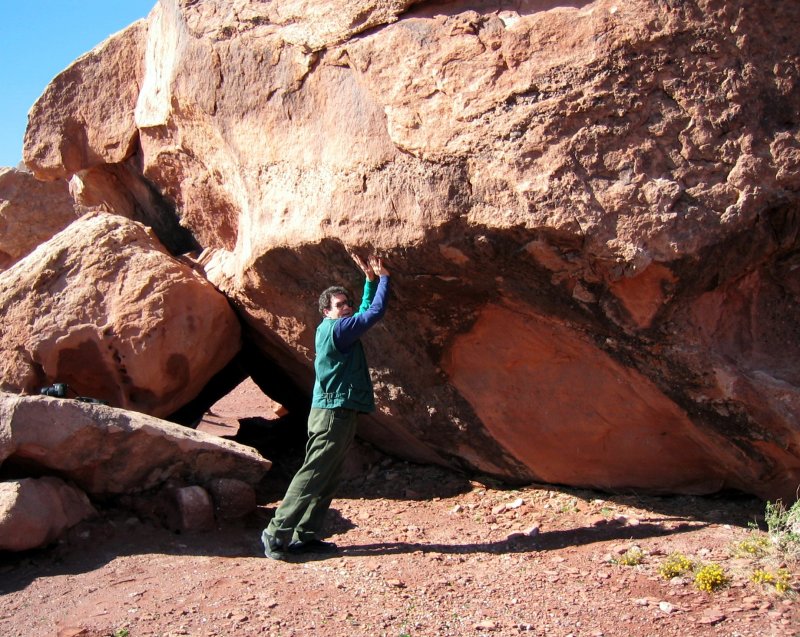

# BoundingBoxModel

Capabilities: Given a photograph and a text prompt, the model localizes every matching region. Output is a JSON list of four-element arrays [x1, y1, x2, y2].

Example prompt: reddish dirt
[[2, 382, 798, 636], [1, 461, 798, 637]]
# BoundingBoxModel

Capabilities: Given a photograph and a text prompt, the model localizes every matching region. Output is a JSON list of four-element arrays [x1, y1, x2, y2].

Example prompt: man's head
[[319, 286, 354, 318]]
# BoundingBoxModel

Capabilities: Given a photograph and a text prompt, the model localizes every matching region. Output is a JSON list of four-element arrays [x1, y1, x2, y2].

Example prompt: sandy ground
[[1, 458, 798, 637]]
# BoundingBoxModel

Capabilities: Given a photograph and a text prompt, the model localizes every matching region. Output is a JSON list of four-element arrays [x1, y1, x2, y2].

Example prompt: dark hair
[[319, 286, 353, 315]]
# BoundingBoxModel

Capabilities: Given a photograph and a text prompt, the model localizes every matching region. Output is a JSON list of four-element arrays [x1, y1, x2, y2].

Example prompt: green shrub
[[764, 498, 800, 562]]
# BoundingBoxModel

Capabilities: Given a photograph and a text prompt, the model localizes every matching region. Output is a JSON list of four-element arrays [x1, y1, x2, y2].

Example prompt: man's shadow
[[271, 509, 705, 562]]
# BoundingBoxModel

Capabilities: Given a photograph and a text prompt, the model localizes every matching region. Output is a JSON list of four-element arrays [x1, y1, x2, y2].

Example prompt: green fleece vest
[[311, 318, 375, 412]]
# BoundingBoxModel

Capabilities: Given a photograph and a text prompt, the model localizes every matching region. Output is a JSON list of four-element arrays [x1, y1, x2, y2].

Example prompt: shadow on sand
[[280, 515, 706, 563]]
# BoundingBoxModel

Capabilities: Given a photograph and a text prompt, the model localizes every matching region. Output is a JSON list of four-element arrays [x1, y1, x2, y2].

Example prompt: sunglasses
[[332, 299, 354, 309]]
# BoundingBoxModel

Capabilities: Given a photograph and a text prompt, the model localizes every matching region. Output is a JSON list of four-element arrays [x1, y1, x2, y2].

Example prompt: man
[[261, 252, 390, 559]]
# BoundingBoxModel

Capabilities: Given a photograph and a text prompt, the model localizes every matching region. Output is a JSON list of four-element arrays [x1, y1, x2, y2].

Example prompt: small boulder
[[0, 392, 271, 496], [0, 476, 95, 551], [207, 478, 257, 520], [173, 485, 215, 532]]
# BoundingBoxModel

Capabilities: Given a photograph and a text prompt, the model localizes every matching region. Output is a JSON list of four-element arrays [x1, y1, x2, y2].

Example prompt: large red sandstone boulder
[[0, 167, 80, 272], [0, 212, 240, 417], [22, 16, 197, 256], [21, 0, 800, 500]]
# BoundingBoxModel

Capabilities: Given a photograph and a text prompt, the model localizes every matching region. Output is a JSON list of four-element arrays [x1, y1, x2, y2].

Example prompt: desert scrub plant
[[557, 497, 579, 514], [730, 533, 771, 558], [658, 552, 694, 580], [751, 568, 792, 594], [764, 498, 800, 562], [694, 563, 730, 593], [615, 546, 645, 566]]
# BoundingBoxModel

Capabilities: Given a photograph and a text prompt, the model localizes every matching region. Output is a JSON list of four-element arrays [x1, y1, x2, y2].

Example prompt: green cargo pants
[[266, 407, 358, 544]]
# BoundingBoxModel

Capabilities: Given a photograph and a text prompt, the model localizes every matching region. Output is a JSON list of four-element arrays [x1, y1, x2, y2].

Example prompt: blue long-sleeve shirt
[[333, 275, 390, 352]]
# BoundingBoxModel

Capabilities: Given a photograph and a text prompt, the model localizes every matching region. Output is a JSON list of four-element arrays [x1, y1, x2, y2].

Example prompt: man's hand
[[369, 255, 390, 277], [349, 251, 375, 281]]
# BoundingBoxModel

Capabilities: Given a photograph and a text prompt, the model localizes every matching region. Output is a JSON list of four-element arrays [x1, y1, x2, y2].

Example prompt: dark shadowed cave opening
[[166, 347, 315, 492]]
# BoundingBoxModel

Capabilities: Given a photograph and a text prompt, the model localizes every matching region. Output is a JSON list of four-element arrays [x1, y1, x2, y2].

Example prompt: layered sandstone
[[19, 0, 800, 499]]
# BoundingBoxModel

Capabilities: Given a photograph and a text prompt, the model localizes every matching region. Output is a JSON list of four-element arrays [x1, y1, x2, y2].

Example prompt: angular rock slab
[[0, 212, 241, 418], [0, 476, 96, 552], [0, 392, 271, 496]]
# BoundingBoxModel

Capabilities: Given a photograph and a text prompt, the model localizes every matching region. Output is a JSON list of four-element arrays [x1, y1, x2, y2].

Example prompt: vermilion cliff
[[6, 0, 800, 500]]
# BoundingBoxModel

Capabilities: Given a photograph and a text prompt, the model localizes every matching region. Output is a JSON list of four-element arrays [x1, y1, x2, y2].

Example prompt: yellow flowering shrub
[[731, 535, 771, 558], [751, 568, 792, 594], [694, 563, 729, 592], [616, 547, 645, 566], [658, 553, 694, 580]]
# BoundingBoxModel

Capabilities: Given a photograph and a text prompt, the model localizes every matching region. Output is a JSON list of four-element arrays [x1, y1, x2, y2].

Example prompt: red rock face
[[443, 304, 738, 494], [15, 0, 800, 499], [0, 168, 80, 272], [23, 20, 146, 180]]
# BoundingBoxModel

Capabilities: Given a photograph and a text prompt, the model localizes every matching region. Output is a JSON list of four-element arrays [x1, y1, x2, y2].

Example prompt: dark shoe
[[261, 530, 287, 560], [287, 538, 339, 555]]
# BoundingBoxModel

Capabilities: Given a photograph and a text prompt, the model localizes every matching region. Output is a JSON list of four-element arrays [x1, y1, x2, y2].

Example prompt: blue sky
[[0, 1, 155, 168]]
